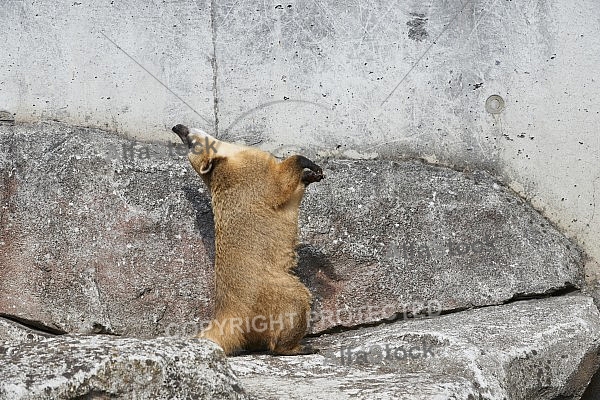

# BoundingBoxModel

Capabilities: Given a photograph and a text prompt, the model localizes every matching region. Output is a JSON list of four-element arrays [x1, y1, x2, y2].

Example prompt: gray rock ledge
[[0, 336, 247, 400], [230, 295, 600, 400]]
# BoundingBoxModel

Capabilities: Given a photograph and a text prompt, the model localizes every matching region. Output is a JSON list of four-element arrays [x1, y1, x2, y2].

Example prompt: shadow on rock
[[182, 186, 215, 266], [296, 244, 340, 292], [296, 244, 346, 330]]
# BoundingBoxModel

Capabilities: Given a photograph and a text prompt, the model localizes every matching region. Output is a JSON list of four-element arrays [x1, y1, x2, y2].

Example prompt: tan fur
[[172, 125, 323, 355]]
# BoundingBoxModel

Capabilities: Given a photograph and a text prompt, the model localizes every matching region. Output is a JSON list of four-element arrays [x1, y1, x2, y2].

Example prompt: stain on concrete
[[407, 13, 429, 42]]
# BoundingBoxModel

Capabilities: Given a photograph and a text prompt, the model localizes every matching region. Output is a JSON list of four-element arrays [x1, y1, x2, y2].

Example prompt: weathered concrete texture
[[0, 317, 52, 346], [0, 122, 216, 337], [0, 336, 247, 400], [0, 122, 583, 337], [230, 295, 600, 400], [212, 0, 600, 271], [0, 0, 215, 136], [298, 159, 582, 333]]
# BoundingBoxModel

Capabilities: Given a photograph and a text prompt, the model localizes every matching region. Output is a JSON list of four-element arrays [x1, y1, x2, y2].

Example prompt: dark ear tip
[[172, 124, 189, 136]]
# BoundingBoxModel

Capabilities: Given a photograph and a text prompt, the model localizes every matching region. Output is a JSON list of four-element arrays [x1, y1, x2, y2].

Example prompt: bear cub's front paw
[[296, 155, 324, 185]]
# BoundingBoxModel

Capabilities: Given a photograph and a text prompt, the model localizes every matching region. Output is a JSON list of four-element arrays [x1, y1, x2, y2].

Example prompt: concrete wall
[[1, 0, 599, 269]]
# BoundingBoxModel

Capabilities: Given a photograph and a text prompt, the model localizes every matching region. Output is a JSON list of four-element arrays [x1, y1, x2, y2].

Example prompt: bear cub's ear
[[198, 158, 213, 175]]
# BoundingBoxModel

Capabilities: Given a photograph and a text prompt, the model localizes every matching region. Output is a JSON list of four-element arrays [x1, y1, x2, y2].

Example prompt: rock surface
[[0, 122, 583, 336], [0, 336, 247, 400], [229, 295, 600, 399], [297, 159, 583, 333], [1, 122, 215, 337], [2, 296, 597, 400]]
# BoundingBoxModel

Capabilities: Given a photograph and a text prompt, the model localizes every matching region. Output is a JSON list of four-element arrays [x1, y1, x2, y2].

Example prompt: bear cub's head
[[172, 124, 323, 196], [172, 124, 269, 187]]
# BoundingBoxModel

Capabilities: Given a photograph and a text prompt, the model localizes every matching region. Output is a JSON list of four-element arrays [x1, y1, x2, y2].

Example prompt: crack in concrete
[[589, 176, 598, 226], [210, 0, 220, 138]]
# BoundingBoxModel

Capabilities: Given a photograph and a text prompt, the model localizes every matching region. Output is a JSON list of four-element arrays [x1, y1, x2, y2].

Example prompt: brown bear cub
[[172, 124, 324, 355]]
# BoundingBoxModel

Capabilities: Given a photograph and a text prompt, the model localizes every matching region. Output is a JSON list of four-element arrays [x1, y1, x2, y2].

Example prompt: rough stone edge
[[0, 335, 249, 400], [0, 316, 54, 346]]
